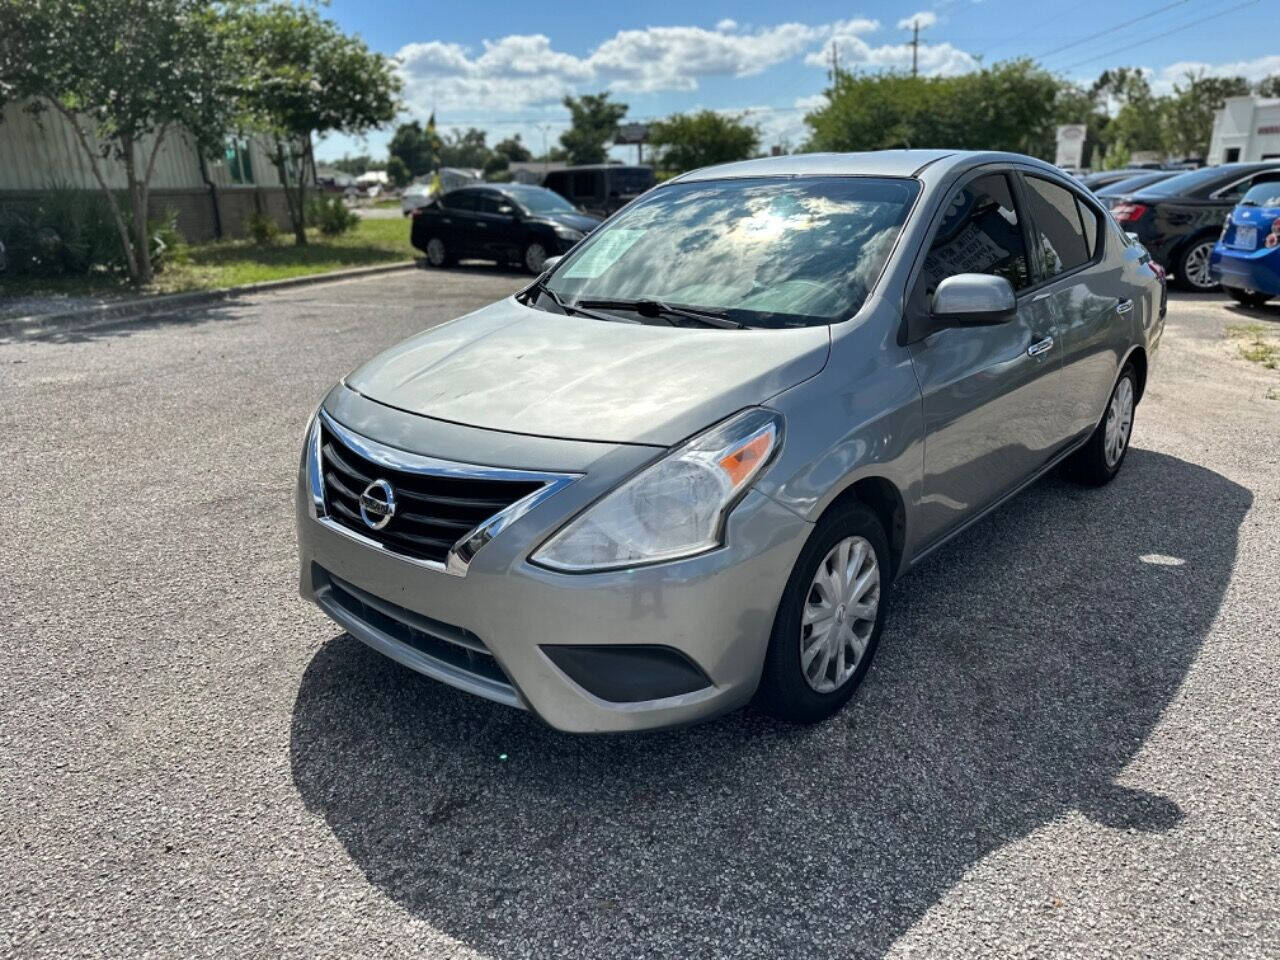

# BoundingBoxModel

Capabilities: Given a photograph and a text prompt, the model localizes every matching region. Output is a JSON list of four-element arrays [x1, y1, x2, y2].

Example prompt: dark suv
[[542, 165, 655, 217], [1113, 162, 1280, 290]]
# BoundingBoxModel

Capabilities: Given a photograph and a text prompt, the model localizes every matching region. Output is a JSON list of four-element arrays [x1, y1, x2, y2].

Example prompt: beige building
[[0, 103, 299, 241]]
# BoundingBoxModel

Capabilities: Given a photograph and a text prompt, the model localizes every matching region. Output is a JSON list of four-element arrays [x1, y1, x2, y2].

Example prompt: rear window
[[1024, 176, 1091, 278], [1241, 181, 1280, 207], [609, 168, 655, 194], [1137, 166, 1251, 198]]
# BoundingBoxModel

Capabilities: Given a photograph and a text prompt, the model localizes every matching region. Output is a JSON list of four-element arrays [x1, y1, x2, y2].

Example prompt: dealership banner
[[1055, 125, 1087, 169]]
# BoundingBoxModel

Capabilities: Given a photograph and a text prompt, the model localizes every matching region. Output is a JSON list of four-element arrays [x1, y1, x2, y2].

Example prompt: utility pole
[[911, 20, 919, 77], [828, 40, 840, 86]]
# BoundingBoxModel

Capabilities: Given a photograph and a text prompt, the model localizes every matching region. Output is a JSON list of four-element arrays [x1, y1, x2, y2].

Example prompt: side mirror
[[930, 273, 1017, 327], [540, 255, 562, 274], [497, 203, 519, 219]]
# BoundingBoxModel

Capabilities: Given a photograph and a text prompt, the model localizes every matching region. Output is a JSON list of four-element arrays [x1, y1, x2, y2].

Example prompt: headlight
[[554, 226, 585, 242], [531, 408, 783, 572]]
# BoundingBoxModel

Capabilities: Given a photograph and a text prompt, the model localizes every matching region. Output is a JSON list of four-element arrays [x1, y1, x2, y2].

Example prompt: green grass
[[1225, 323, 1280, 370], [2, 219, 415, 301]]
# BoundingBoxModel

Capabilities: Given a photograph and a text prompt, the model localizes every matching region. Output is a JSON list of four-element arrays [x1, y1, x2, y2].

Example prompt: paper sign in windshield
[[562, 229, 644, 278]]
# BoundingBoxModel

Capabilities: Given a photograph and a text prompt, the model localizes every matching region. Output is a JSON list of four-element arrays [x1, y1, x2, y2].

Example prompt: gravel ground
[[1, 271, 1278, 959]]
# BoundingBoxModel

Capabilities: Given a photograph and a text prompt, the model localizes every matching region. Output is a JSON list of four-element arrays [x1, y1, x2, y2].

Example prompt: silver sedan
[[296, 149, 1163, 732]]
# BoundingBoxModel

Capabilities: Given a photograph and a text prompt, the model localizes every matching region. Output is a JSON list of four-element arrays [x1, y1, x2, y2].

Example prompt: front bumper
[[1210, 243, 1280, 296], [296, 404, 812, 733]]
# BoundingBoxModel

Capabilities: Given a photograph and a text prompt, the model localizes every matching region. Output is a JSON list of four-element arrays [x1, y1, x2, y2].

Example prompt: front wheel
[[1063, 364, 1137, 486], [424, 236, 453, 268], [1174, 237, 1218, 291], [1227, 287, 1273, 308], [523, 241, 549, 275], [756, 502, 891, 724]]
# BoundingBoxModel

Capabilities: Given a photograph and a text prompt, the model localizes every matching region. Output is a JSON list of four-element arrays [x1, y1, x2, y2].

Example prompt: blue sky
[[315, 0, 1280, 161]]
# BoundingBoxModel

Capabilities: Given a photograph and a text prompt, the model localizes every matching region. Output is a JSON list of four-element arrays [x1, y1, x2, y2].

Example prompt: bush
[[305, 194, 359, 236], [0, 190, 187, 277], [245, 211, 280, 245]]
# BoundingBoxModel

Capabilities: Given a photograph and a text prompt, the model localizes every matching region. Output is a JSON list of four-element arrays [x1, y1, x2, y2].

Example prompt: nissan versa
[[297, 150, 1163, 733]]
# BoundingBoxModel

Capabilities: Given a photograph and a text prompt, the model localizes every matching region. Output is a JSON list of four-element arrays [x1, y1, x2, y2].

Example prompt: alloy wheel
[[800, 535, 880, 694], [426, 237, 446, 267], [1182, 240, 1215, 290], [1104, 375, 1134, 468], [524, 242, 548, 274]]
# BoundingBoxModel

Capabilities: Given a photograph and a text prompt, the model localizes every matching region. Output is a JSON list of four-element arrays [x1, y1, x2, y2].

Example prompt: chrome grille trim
[[306, 409, 579, 576]]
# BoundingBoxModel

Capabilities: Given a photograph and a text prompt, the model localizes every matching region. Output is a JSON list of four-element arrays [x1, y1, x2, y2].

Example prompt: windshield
[[543, 176, 919, 328], [504, 185, 577, 214], [1241, 182, 1280, 207]]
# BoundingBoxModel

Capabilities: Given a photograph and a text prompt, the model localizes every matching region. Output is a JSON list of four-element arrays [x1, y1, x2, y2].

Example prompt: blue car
[[1210, 180, 1280, 307]]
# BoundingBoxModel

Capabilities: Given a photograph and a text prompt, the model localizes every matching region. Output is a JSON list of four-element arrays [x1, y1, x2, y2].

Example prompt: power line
[[1033, 0, 1192, 62], [1055, 0, 1261, 71]]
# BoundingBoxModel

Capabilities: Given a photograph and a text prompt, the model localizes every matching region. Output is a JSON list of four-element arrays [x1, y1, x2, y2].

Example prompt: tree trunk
[[121, 134, 153, 285], [274, 137, 306, 246], [296, 134, 314, 242]]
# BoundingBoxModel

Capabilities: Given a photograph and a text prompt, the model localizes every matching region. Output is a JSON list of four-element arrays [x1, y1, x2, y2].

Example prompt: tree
[[388, 121, 435, 178], [331, 154, 382, 176], [649, 110, 760, 173], [494, 135, 532, 163], [385, 156, 410, 188], [438, 128, 492, 169], [1091, 68, 1165, 157], [1163, 71, 1250, 160], [1258, 75, 1280, 98], [804, 60, 1060, 158], [233, 2, 400, 244], [560, 93, 628, 165], [0, 0, 238, 283]]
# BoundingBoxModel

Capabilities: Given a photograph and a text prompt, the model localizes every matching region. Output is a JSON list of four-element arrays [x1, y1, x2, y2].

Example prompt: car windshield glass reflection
[[505, 186, 576, 214], [544, 176, 919, 328]]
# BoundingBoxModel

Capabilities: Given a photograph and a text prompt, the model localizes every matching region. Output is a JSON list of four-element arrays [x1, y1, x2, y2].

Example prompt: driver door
[[907, 170, 1062, 549]]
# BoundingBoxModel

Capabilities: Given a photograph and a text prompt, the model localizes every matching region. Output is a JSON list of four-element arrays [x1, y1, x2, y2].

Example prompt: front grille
[[320, 424, 542, 565], [317, 566, 513, 690]]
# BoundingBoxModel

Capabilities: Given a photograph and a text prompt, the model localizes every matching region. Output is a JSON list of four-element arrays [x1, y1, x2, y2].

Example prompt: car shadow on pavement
[[289, 449, 1250, 958]]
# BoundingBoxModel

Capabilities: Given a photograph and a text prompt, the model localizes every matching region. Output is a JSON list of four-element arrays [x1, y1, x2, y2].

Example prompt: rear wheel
[[1227, 287, 1273, 308], [1063, 364, 1137, 486], [1173, 237, 1218, 291], [756, 502, 891, 724], [523, 241, 549, 275], [424, 237, 453, 268]]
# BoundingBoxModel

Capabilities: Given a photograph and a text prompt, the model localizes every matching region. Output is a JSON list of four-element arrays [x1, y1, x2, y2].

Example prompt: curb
[[0, 260, 419, 339]]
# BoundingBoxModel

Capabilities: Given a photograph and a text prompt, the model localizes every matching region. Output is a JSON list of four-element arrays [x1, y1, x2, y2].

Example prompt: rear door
[[906, 170, 1063, 548], [1016, 172, 1120, 445], [470, 190, 522, 261], [440, 189, 483, 255]]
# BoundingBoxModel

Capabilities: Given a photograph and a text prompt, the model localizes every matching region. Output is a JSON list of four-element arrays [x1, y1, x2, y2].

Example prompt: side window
[[445, 191, 477, 212], [1023, 176, 1091, 279], [917, 173, 1031, 301], [544, 172, 567, 197], [572, 171, 596, 198], [473, 192, 503, 214], [1076, 197, 1100, 259]]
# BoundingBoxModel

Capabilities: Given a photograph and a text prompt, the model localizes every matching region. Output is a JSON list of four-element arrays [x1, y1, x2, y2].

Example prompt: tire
[[1172, 236, 1218, 292], [523, 241, 549, 275], [1062, 364, 1137, 486], [756, 502, 892, 724], [1227, 286, 1273, 308], [424, 236, 453, 268]]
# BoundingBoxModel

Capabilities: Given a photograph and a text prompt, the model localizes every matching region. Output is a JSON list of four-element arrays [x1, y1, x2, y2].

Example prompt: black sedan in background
[[411, 184, 601, 274], [1092, 170, 1176, 208], [1113, 162, 1280, 290]]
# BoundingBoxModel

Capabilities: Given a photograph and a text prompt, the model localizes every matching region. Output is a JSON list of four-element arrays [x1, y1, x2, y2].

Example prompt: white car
[[401, 182, 434, 217]]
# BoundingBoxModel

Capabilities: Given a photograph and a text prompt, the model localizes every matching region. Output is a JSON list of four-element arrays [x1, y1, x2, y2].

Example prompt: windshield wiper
[[523, 279, 631, 324], [575, 297, 743, 329]]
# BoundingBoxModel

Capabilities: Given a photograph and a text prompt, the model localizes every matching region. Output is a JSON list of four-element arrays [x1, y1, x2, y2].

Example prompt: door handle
[[1027, 336, 1054, 357], [1116, 298, 1133, 314]]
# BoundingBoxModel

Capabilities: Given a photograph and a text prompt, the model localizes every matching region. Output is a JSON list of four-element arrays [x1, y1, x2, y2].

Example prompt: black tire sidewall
[[756, 502, 892, 723], [1066, 364, 1137, 485]]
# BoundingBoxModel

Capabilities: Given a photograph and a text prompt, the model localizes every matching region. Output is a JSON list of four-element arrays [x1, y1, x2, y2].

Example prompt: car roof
[[553, 164, 652, 172], [669, 150, 1067, 183]]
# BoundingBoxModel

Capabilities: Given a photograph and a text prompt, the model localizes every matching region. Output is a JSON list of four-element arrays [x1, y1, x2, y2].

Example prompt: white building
[[1208, 95, 1280, 165]]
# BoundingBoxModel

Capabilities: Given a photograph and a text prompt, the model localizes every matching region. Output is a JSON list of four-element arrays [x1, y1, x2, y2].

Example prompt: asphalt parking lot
[[2, 268, 1278, 959]]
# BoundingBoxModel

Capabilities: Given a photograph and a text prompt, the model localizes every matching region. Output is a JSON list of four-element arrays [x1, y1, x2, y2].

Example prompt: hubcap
[[800, 536, 880, 694], [525, 243, 547, 273], [1184, 241, 1214, 289], [1104, 376, 1134, 468], [426, 237, 446, 266]]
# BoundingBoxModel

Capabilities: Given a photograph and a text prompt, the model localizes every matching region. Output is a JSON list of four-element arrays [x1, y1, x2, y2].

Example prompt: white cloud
[[1149, 55, 1280, 94], [896, 11, 939, 30], [716, 18, 737, 32], [804, 34, 976, 76]]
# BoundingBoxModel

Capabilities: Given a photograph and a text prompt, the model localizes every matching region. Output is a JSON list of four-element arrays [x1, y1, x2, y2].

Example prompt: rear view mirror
[[541, 255, 562, 274], [931, 273, 1016, 327]]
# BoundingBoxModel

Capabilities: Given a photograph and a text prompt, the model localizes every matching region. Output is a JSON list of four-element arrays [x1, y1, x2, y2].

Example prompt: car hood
[[528, 211, 601, 232], [345, 298, 831, 446]]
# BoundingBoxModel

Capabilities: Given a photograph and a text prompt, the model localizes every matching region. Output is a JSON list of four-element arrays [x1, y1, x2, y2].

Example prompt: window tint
[[1076, 197, 1100, 259], [1024, 176, 1091, 278], [918, 173, 1031, 296], [572, 171, 597, 197], [444, 190, 478, 211], [474, 192, 505, 214]]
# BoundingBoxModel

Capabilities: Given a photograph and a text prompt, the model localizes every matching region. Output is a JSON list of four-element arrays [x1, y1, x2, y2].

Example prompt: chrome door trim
[[1027, 336, 1054, 357], [1116, 298, 1133, 314], [307, 410, 581, 577]]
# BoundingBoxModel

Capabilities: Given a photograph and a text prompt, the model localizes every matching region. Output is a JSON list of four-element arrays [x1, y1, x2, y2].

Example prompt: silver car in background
[[297, 150, 1163, 732]]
